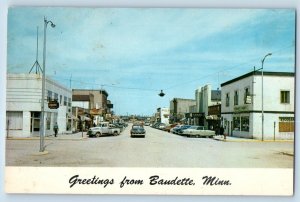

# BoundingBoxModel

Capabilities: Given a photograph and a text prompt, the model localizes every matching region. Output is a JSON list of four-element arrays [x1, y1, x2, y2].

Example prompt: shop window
[[6, 111, 23, 130], [241, 116, 249, 132], [280, 91, 290, 104], [279, 117, 294, 132], [233, 117, 240, 131]]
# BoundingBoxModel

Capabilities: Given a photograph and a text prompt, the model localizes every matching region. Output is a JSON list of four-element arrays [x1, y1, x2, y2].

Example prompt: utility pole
[[254, 53, 272, 141], [39, 17, 55, 152]]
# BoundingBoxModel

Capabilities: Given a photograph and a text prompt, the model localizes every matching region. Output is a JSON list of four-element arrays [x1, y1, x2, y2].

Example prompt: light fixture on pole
[[261, 53, 272, 141], [158, 90, 165, 97], [40, 17, 55, 152]]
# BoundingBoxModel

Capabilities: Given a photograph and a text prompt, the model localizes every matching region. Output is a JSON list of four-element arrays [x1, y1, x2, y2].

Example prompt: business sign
[[48, 100, 59, 109], [192, 113, 204, 118]]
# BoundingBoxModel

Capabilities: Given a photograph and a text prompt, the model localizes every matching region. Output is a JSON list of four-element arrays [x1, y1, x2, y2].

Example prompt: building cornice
[[221, 71, 294, 87], [221, 110, 294, 114]]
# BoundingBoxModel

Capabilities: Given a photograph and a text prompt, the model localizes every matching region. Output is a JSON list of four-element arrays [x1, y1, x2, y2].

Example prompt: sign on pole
[[48, 100, 59, 109]]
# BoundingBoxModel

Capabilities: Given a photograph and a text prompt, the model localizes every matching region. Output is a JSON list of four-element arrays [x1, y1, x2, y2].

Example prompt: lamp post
[[261, 53, 272, 141], [40, 17, 55, 152]]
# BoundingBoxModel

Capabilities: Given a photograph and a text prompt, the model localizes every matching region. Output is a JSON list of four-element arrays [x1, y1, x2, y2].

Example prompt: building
[[6, 73, 72, 137], [170, 98, 196, 123], [221, 71, 294, 140], [155, 107, 170, 124], [72, 89, 111, 125], [194, 84, 221, 127]]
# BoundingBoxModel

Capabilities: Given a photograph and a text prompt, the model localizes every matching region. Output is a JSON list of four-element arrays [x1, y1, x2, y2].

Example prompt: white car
[[87, 122, 120, 137], [182, 126, 215, 138]]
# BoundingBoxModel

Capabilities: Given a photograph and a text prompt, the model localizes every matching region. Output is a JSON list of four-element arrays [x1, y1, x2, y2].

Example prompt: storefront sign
[[48, 100, 59, 109]]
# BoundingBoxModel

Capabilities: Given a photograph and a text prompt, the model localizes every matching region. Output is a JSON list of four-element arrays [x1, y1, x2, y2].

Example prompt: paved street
[[6, 124, 293, 168]]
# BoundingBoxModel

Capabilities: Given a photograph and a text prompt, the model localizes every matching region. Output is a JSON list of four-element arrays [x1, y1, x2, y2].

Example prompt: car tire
[[96, 132, 101, 137], [113, 131, 118, 136]]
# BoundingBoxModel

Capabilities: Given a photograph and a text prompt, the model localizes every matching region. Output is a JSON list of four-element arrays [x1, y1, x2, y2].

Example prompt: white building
[[6, 73, 72, 138], [194, 84, 221, 127], [160, 107, 170, 125], [221, 71, 294, 140]]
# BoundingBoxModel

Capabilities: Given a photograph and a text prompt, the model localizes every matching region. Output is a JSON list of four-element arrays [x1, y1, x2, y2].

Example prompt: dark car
[[113, 123, 125, 132], [130, 125, 146, 138], [151, 122, 161, 128]]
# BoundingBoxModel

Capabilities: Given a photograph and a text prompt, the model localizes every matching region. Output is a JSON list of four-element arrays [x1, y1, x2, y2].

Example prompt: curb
[[213, 138, 294, 143], [7, 137, 88, 141]]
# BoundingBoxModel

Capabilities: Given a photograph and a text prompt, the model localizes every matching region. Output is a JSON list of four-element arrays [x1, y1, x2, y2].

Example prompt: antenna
[[29, 26, 43, 74]]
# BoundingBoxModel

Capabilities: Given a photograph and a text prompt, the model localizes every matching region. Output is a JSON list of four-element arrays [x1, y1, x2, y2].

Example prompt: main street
[[6, 124, 293, 168]]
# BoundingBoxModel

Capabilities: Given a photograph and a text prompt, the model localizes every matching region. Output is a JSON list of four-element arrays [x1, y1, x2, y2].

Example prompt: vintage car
[[87, 122, 120, 137], [181, 126, 215, 138], [176, 125, 192, 135], [130, 125, 146, 138]]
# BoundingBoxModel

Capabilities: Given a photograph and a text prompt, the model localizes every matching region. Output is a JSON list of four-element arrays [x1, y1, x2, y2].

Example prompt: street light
[[261, 53, 272, 141], [158, 90, 165, 97], [40, 17, 55, 152]]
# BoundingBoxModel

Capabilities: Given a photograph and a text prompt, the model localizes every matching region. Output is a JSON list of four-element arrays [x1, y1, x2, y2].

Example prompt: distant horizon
[[7, 8, 295, 115]]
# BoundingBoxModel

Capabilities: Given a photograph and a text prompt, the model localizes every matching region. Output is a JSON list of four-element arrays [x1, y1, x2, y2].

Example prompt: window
[[68, 98, 71, 107], [60, 95, 62, 104], [280, 91, 290, 104], [47, 90, 52, 101], [233, 117, 240, 131], [64, 96, 67, 106], [54, 93, 58, 101], [244, 87, 251, 104], [226, 93, 230, 107], [279, 117, 294, 132], [234, 90, 239, 106], [241, 116, 249, 132], [6, 111, 23, 130]]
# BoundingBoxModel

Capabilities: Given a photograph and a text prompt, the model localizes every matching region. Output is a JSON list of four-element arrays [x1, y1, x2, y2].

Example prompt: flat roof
[[221, 71, 294, 87]]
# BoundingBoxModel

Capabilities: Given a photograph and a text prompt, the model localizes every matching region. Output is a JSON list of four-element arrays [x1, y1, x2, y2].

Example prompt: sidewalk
[[6, 131, 88, 141], [213, 135, 294, 142]]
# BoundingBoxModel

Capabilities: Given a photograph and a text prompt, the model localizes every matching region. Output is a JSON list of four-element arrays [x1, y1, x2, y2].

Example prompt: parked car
[[177, 125, 192, 135], [158, 123, 167, 130], [130, 125, 146, 138], [144, 122, 151, 126], [164, 123, 178, 133], [151, 122, 161, 128], [113, 123, 125, 132], [88, 122, 120, 137], [182, 126, 215, 138], [170, 125, 182, 134]]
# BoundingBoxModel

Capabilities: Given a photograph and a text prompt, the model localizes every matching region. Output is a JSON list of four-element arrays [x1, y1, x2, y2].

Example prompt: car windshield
[[181, 125, 191, 129], [132, 126, 143, 129]]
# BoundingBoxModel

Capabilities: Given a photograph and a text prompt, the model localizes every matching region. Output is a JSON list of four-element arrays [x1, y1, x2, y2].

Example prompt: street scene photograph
[[5, 8, 295, 168]]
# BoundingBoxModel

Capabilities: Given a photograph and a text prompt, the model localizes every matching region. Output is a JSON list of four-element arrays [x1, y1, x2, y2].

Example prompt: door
[[30, 112, 41, 137]]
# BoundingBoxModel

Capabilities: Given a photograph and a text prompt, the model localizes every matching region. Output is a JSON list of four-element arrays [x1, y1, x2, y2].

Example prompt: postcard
[[5, 7, 295, 195]]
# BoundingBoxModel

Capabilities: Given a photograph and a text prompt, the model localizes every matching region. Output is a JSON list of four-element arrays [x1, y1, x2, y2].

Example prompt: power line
[[49, 44, 294, 92], [164, 44, 294, 90]]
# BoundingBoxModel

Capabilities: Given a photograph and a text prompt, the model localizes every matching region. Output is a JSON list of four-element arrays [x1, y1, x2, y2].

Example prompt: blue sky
[[7, 8, 295, 115]]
